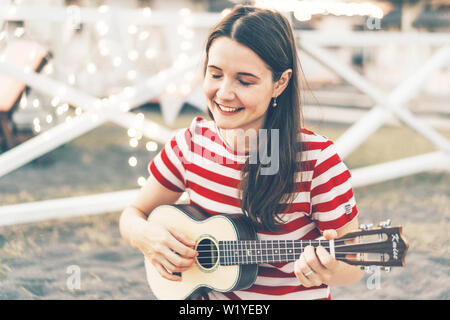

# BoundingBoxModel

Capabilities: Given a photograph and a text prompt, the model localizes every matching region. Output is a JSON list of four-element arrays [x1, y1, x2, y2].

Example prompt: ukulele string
[[193, 239, 348, 249]]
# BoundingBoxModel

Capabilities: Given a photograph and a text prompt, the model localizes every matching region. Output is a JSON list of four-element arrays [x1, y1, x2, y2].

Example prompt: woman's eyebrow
[[207, 65, 260, 80]]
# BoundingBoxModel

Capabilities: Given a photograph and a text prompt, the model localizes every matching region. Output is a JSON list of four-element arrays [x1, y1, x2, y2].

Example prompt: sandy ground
[[0, 105, 449, 300]]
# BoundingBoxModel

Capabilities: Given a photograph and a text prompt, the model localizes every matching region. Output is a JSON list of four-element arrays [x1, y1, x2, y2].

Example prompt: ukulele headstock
[[335, 220, 409, 269]]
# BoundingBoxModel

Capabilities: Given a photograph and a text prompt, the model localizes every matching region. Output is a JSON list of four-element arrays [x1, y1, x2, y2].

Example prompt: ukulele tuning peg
[[360, 223, 373, 230], [378, 219, 391, 228]]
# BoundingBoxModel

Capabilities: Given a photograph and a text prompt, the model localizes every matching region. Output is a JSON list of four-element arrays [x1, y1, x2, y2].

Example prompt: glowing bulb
[[67, 74, 76, 85], [98, 5, 109, 13], [129, 138, 138, 148], [135, 113, 145, 122], [146, 141, 158, 152], [87, 63, 97, 74], [128, 50, 139, 61], [123, 86, 136, 97], [113, 57, 122, 67], [142, 7, 152, 18], [138, 31, 149, 41], [120, 102, 130, 112], [96, 21, 109, 36], [128, 156, 137, 167], [14, 27, 24, 38], [145, 48, 157, 59], [137, 176, 147, 187], [20, 95, 28, 108], [127, 70, 137, 80], [51, 96, 60, 107], [44, 64, 54, 74], [179, 8, 191, 16], [127, 128, 137, 138], [32, 98, 40, 108], [46, 114, 53, 123], [128, 25, 138, 35]]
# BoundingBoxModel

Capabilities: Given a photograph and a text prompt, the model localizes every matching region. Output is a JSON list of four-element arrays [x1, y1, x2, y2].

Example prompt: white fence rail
[[0, 5, 449, 226]]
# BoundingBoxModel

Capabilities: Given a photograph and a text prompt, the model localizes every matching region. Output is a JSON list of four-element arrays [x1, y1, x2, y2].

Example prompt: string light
[[128, 25, 138, 35], [51, 96, 60, 107], [129, 138, 138, 148], [32, 98, 40, 108], [98, 5, 110, 13], [67, 73, 76, 85], [138, 31, 149, 41], [127, 128, 137, 138], [128, 50, 139, 61], [146, 141, 158, 152], [128, 156, 137, 167], [43, 63, 54, 75], [145, 48, 157, 60], [255, 0, 384, 21], [86, 63, 97, 74], [19, 94, 28, 109], [142, 7, 152, 18], [126, 70, 137, 80], [95, 21, 109, 36], [137, 176, 147, 187], [112, 57, 122, 67], [14, 27, 24, 38]]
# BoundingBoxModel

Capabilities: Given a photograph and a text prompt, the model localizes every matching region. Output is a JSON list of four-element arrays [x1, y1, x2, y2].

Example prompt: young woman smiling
[[120, 5, 364, 300]]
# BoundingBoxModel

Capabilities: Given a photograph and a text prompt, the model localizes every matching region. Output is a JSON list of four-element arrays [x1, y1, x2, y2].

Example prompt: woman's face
[[203, 37, 276, 133]]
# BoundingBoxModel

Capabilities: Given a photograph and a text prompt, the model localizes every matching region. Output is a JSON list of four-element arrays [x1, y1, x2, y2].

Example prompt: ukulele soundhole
[[196, 237, 219, 271]]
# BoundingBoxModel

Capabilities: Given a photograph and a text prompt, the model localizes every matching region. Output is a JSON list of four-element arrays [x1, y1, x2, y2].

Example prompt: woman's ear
[[273, 68, 292, 98]]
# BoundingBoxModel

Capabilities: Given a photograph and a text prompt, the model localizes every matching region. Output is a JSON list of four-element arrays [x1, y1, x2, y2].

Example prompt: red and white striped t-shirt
[[148, 116, 358, 300]]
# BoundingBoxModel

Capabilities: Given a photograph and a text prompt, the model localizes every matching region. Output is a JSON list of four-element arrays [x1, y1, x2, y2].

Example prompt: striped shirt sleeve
[[310, 140, 358, 231], [148, 128, 188, 193]]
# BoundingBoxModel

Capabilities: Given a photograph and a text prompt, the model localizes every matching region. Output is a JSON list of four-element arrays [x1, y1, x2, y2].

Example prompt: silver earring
[[272, 97, 277, 108]]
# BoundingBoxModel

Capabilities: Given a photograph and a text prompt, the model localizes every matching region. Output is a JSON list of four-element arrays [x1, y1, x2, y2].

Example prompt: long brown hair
[[203, 5, 304, 232]]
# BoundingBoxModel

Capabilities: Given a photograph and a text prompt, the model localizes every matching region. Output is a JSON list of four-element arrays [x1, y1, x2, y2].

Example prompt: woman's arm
[[294, 218, 365, 287], [119, 175, 197, 281]]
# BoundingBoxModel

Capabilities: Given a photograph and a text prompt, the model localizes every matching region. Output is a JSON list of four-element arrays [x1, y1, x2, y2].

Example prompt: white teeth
[[216, 103, 242, 112]]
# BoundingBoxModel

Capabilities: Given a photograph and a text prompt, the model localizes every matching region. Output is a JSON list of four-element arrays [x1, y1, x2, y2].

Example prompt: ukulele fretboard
[[217, 240, 336, 265]]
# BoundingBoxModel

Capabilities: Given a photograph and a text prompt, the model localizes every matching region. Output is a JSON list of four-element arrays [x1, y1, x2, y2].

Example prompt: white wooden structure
[[0, 4, 448, 226]]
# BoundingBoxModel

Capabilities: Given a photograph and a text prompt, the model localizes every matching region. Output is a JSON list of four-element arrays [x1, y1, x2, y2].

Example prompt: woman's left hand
[[294, 229, 339, 287]]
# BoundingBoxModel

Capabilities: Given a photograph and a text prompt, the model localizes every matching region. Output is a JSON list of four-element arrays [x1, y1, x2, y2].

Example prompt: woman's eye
[[239, 80, 251, 86], [211, 74, 221, 79]]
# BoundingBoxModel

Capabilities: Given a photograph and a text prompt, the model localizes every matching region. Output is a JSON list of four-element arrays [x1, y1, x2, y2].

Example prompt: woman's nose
[[216, 80, 235, 100]]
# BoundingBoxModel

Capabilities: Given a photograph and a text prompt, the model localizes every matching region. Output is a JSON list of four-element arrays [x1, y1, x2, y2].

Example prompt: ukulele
[[144, 204, 409, 300]]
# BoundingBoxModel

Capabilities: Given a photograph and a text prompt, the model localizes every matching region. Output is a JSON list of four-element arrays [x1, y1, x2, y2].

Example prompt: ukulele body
[[144, 204, 258, 300]]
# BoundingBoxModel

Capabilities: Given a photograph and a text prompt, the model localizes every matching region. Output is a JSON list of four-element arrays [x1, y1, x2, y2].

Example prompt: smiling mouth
[[214, 102, 244, 113]]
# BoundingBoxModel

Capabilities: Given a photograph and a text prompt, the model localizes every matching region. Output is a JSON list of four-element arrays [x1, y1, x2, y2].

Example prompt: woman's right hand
[[136, 221, 198, 282]]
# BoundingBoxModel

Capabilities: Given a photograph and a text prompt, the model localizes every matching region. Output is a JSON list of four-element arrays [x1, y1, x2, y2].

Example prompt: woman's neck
[[219, 127, 259, 154]]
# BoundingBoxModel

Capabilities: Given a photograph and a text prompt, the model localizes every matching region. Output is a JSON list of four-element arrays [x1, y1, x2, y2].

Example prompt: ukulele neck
[[218, 239, 336, 265]]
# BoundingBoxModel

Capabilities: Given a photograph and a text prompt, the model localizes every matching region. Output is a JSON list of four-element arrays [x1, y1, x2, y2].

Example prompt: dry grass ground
[[0, 104, 449, 299]]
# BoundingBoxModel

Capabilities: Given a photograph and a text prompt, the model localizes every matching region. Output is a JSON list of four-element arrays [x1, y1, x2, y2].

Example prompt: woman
[[119, 5, 364, 300]]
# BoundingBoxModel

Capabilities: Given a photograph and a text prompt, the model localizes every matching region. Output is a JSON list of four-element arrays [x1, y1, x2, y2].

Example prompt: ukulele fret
[[219, 240, 334, 266]]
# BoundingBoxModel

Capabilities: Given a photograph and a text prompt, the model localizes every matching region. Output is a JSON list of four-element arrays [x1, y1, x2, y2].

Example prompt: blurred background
[[0, 0, 448, 299]]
